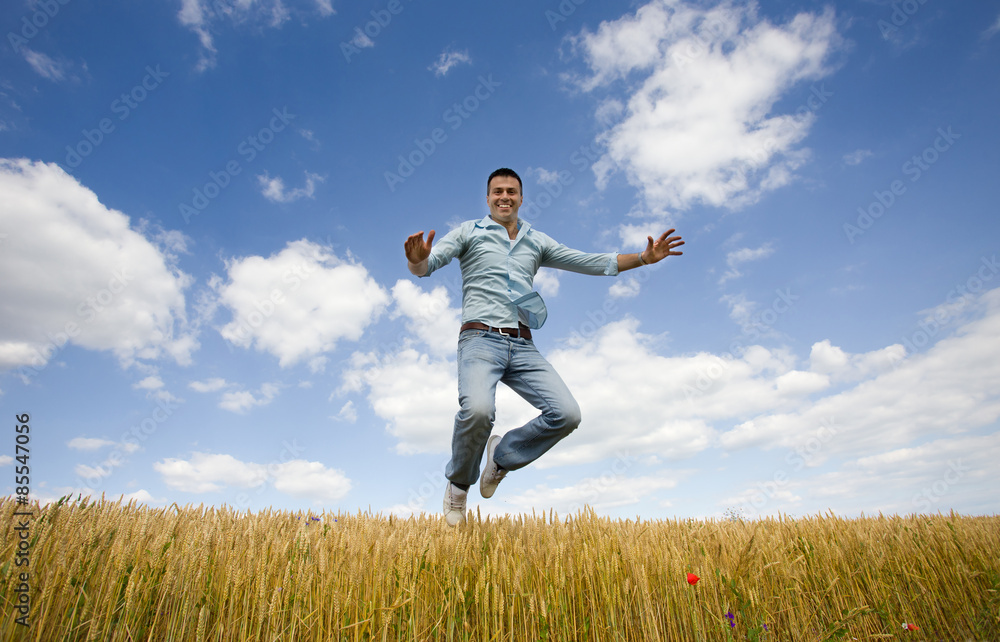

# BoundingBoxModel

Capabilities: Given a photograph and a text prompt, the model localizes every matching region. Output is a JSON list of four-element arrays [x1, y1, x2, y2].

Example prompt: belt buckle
[[498, 327, 512, 338]]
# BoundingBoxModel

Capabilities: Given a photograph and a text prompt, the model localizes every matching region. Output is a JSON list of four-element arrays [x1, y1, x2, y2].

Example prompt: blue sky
[[2, 0, 999, 520]]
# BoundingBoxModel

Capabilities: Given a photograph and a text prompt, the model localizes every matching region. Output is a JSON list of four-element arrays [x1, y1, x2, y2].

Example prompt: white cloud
[[189, 377, 229, 393], [22, 50, 68, 81], [0, 455, 12, 466], [533, 268, 561, 298], [0, 159, 197, 376], [134, 375, 164, 390], [532, 168, 562, 185], [334, 400, 357, 423], [485, 471, 683, 517], [155, 452, 268, 492], [842, 149, 872, 166], [389, 279, 461, 357], [154, 452, 351, 503], [429, 49, 471, 76], [67, 437, 116, 451], [720, 288, 1000, 455], [719, 243, 774, 284], [257, 171, 324, 203], [574, 0, 842, 214], [609, 277, 641, 298], [341, 348, 458, 454], [177, 0, 328, 71], [985, 14, 1000, 40], [219, 382, 280, 413], [215, 239, 389, 367]]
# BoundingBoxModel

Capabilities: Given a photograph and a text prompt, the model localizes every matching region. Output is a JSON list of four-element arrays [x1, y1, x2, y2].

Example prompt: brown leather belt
[[460, 322, 532, 340]]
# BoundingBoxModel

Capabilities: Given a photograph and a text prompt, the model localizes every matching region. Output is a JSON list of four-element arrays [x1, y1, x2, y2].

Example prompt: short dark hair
[[487, 168, 522, 194]]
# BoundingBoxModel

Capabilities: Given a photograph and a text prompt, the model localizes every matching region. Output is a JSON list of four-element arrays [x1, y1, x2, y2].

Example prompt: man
[[404, 168, 683, 525]]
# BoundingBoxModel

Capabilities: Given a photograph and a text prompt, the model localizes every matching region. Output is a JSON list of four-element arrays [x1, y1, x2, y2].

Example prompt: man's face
[[487, 176, 522, 223]]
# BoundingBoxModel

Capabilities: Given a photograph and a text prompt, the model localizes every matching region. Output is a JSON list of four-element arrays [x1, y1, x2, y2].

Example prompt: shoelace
[[446, 488, 466, 510]]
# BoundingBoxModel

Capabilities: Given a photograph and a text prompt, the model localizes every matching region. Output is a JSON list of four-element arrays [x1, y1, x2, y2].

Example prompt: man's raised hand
[[643, 228, 684, 264], [405, 230, 435, 264]]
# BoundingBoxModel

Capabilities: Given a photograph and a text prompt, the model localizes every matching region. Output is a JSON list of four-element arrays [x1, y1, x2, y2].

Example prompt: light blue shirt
[[422, 216, 619, 329]]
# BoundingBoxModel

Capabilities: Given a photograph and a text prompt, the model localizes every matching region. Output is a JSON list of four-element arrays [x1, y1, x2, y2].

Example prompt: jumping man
[[404, 168, 683, 525]]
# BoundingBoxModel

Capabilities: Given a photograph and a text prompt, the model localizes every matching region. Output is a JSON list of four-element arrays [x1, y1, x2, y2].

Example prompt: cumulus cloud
[[389, 279, 462, 357], [154, 451, 352, 503], [219, 382, 281, 413], [189, 377, 229, 393], [573, 0, 842, 215], [534, 268, 561, 298], [340, 348, 458, 454], [0, 159, 197, 376], [214, 239, 389, 367]]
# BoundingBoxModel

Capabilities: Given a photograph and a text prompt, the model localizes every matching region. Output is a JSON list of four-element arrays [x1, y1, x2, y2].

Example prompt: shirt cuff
[[408, 259, 428, 276]]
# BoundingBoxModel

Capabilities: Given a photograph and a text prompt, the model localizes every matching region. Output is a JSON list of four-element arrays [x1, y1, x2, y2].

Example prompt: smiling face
[[487, 175, 523, 225]]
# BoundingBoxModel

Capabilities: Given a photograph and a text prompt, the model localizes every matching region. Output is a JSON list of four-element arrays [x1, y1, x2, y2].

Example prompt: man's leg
[[491, 338, 582, 472], [445, 331, 508, 486]]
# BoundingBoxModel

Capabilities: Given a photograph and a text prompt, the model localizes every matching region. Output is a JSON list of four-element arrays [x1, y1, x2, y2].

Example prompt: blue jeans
[[445, 329, 582, 487]]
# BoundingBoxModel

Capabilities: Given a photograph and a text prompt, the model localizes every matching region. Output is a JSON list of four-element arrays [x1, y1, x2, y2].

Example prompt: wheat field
[[1, 496, 997, 641]]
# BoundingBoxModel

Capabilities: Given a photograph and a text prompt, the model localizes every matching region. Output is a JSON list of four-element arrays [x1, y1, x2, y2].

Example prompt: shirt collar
[[478, 215, 531, 237]]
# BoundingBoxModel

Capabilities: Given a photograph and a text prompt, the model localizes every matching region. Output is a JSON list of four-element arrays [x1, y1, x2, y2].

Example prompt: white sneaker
[[479, 435, 507, 498], [443, 483, 467, 526]]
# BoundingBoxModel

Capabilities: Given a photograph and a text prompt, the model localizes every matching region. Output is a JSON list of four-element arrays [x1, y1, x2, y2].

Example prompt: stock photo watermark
[[741, 417, 838, 514], [232, 439, 308, 509], [77, 395, 181, 490], [64, 65, 170, 170], [878, 0, 932, 41], [340, 0, 412, 62], [7, 0, 72, 54], [889, 254, 998, 367], [912, 459, 969, 512], [544, 0, 588, 31], [682, 287, 799, 403], [844, 126, 959, 244], [384, 75, 501, 192], [179, 107, 295, 222], [17, 268, 132, 383]]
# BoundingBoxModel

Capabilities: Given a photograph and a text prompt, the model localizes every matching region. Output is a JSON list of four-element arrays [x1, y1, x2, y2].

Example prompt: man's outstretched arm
[[618, 228, 684, 272], [404, 230, 435, 276]]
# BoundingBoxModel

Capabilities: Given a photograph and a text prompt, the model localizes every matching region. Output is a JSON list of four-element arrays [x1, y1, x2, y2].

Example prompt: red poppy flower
[[687, 573, 699, 585], [906, 623, 919, 631]]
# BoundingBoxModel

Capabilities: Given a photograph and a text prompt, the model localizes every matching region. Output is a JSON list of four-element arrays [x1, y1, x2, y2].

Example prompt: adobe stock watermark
[[888, 254, 998, 368], [669, 13, 740, 68], [717, 83, 833, 204], [77, 395, 181, 490], [566, 451, 636, 515], [179, 107, 295, 222], [878, 0, 932, 41], [224, 260, 317, 353], [741, 416, 838, 514], [7, 0, 72, 54], [844, 126, 959, 244], [912, 459, 969, 512], [64, 65, 170, 170], [17, 268, 132, 383], [383, 74, 501, 192], [340, 0, 412, 62], [682, 287, 799, 403], [544, 0, 588, 31], [233, 439, 308, 509]]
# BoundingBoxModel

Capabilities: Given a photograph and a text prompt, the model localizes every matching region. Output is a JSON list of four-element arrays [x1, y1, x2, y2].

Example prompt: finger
[[426, 229, 436, 246]]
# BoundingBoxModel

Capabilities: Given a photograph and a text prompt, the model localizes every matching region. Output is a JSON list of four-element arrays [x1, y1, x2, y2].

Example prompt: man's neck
[[490, 214, 519, 239]]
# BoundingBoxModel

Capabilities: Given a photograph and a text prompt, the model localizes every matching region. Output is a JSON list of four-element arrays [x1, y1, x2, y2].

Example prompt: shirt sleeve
[[423, 224, 469, 277], [538, 234, 620, 276]]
